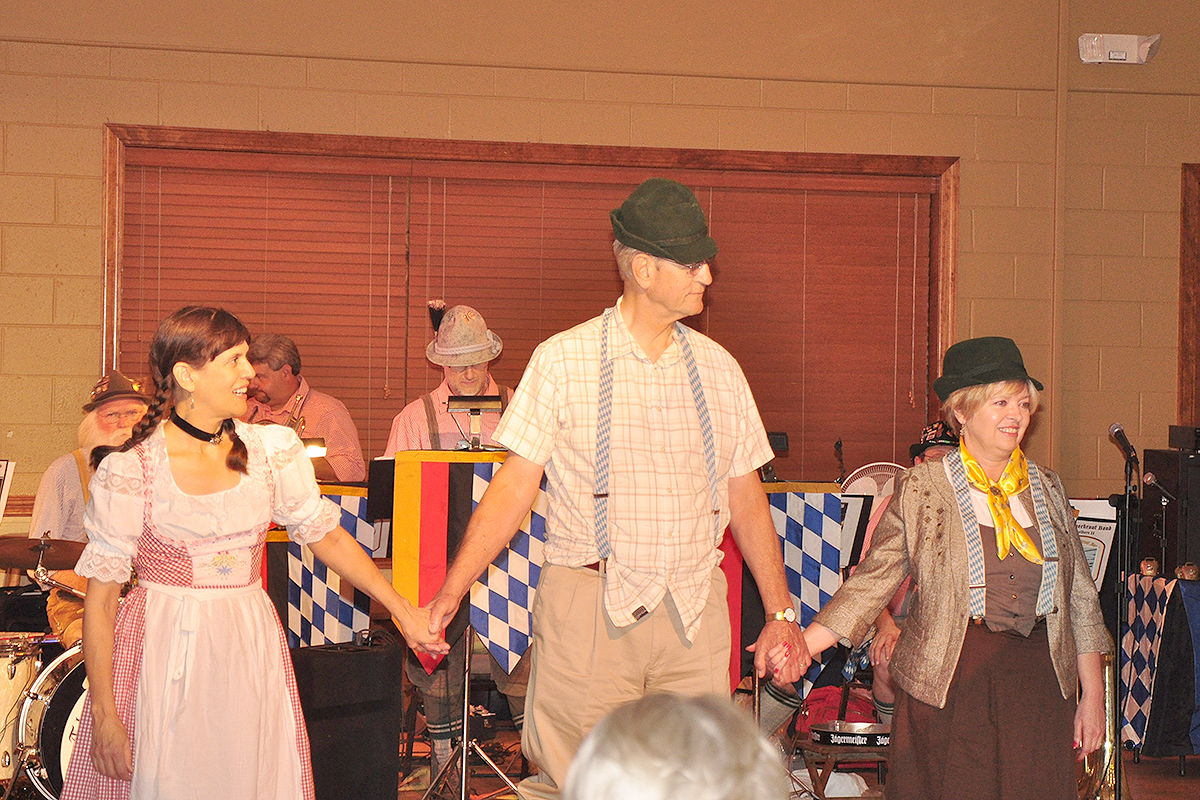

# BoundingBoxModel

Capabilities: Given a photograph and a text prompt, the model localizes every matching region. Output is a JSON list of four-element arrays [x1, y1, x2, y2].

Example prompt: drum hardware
[[16, 645, 87, 800], [0, 633, 46, 796], [808, 720, 891, 748], [30, 566, 85, 602], [7, 655, 35, 681], [0, 536, 84, 574]]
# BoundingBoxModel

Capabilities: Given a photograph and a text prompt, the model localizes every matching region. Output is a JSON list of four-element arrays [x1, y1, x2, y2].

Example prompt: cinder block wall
[[1, 2, 1198, 526], [1061, 91, 1199, 496]]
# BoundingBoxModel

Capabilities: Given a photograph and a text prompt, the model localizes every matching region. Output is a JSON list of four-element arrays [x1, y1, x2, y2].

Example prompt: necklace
[[170, 408, 225, 445]]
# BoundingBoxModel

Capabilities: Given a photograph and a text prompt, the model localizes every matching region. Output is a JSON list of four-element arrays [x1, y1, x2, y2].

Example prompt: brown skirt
[[886, 622, 1076, 800]]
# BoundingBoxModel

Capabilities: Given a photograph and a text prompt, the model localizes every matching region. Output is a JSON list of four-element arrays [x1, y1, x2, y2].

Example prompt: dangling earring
[[189, 393, 195, 410]]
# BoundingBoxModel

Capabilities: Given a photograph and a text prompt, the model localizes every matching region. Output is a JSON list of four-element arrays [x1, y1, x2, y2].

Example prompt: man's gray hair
[[247, 333, 301, 374], [562, 693, 789, 800], [613, 240, 642, 281]]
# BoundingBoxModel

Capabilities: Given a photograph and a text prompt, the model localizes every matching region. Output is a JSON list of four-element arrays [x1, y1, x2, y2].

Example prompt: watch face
[[776, 607, 795, 623]]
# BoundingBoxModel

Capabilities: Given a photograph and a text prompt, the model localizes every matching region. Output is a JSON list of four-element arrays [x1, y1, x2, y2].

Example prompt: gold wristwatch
[[769, 607, 796, 623]]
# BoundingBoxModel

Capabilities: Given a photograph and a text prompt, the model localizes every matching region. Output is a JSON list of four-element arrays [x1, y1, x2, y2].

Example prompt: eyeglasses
[[661, 258, 709, 275], [100, 409, 144, 424]]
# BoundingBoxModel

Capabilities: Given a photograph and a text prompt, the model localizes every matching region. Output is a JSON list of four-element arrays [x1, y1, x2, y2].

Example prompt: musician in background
[[383, 302, 509, 454], [244, 334, 366, 482], [382, 302, 529, 779], [28, 371, 149, 645]]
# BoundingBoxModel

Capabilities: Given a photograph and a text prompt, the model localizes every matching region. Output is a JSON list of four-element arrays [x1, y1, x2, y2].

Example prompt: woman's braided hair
[[91, 307, 251, 473]]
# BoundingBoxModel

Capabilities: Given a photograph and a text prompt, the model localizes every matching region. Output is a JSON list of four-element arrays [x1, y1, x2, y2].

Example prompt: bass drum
[[0, 632, 44, 783], [18, 645, 87, 800]]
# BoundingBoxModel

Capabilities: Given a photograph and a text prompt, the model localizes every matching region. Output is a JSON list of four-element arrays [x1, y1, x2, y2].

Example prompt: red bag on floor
[[797, 683, 876, 736]]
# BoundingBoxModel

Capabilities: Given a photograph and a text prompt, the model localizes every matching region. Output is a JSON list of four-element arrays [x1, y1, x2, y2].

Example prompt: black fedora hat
[[932, 336, 1043, 401]]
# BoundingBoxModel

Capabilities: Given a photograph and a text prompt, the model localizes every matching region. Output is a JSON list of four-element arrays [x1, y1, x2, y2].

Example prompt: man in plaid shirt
[[427, 178, 809, 799]]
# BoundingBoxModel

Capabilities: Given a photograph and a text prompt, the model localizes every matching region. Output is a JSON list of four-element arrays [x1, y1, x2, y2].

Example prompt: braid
[[223, 418, 248, 474], [90, 382, 170, 470]]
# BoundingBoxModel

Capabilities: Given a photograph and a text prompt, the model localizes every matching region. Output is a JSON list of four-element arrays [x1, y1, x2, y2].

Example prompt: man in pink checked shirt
[[243, 333, 366, 482]]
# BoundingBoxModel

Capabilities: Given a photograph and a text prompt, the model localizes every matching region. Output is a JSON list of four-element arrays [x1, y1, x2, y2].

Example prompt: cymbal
[[0, 537, 85, 571]]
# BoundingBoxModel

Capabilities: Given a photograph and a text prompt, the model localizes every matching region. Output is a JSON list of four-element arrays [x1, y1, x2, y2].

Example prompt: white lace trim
[[92, 467, 145, 497], [291, 498, 340, 545], [75, 547, 134, 584]]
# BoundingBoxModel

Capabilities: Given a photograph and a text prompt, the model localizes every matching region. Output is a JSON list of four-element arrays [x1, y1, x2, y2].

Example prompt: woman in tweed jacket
[[796, 337, 1111, 800]]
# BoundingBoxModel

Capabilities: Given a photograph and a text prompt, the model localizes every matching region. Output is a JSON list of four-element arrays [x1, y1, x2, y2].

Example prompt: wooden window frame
[[1181, 163, 1199, 425], [101, 123, 960, 471]]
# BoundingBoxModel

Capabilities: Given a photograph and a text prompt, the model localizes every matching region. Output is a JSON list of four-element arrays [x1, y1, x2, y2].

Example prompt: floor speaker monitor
[[291, 643, 405, 800]]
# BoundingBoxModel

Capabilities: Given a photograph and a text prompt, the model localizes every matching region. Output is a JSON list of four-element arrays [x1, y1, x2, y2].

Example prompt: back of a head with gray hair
[[562, 693, 789, 800], [247, 333, 301, 374]]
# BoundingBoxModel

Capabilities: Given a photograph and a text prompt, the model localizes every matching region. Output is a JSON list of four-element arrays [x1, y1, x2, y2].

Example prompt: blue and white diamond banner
[[1120, 575, 1172, 747], [468, 462, 549, 674], [771, 491, 844, 695], [286, 491, 374, 648]]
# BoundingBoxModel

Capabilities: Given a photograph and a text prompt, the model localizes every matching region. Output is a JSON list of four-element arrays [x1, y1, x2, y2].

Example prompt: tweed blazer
[[813, 457, 1112, 709]]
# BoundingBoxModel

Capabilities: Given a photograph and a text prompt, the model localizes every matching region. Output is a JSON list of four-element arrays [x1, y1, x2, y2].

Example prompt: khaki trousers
[[518, 564, 731, 800]]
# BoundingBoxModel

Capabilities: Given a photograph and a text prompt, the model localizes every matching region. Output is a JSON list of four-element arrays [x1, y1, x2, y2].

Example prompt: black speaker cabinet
[[291, 644, 404, 800], [1140, 448, 1200, 576]]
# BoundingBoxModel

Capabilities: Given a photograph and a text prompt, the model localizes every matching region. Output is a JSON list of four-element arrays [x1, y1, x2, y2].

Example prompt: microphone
[[1143, 472, 1177, 502], [1108, 423, 1138, 462]]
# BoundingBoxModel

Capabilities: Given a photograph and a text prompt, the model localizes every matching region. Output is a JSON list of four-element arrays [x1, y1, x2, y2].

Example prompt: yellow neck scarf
[[959, 443, 1042, 564]]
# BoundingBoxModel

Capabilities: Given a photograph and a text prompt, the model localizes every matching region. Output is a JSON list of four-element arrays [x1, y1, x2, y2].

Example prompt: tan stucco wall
[[1, 1, 1197, 527]]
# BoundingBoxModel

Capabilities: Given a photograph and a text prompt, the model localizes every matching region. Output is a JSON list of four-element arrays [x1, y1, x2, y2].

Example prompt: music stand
[[446, 395, 503, 451]]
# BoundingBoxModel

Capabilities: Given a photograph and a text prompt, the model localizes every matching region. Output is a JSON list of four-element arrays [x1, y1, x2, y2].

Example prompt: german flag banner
[[392, 451, 548, 675]]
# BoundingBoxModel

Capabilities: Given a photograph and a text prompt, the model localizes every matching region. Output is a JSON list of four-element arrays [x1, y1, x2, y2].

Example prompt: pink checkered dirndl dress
[[62, 423, 326, 800]]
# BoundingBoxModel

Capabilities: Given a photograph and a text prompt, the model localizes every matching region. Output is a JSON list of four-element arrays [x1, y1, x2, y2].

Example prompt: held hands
[[426, 588, 463, 640], [747, 620, 811, 686], [396, 602, 450, 656]]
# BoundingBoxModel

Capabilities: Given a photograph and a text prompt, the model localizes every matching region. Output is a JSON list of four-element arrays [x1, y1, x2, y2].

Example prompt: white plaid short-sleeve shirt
[[494, 298, 773, 639]]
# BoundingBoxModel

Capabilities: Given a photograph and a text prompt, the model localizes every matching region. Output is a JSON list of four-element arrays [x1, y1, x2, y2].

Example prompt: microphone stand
[[1110, 449, 1140, 800], [1147, 477, 1175, 571]]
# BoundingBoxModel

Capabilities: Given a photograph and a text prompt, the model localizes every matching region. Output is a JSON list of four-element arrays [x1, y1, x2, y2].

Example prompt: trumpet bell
[[1077, 652, 1131, 800]]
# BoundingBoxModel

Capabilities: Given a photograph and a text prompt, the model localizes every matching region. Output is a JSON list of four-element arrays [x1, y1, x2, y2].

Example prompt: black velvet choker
[[170, 408, 226, 445]]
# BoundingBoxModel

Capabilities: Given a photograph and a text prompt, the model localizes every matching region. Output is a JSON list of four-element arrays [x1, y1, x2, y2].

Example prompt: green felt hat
[[610, 178, 718, 265], [82, 370, 150, 411]]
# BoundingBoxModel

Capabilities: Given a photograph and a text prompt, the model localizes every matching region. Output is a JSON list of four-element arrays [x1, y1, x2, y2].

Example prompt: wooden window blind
[[106, 126, 957, 479]]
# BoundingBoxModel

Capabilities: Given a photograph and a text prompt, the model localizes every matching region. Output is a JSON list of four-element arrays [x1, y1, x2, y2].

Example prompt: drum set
[[0, 537, 90, 800]]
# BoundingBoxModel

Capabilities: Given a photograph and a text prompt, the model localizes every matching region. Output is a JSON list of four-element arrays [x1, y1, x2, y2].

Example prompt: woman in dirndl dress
[[61, 306, 447, 800], [791, 336, 1112, 800]]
